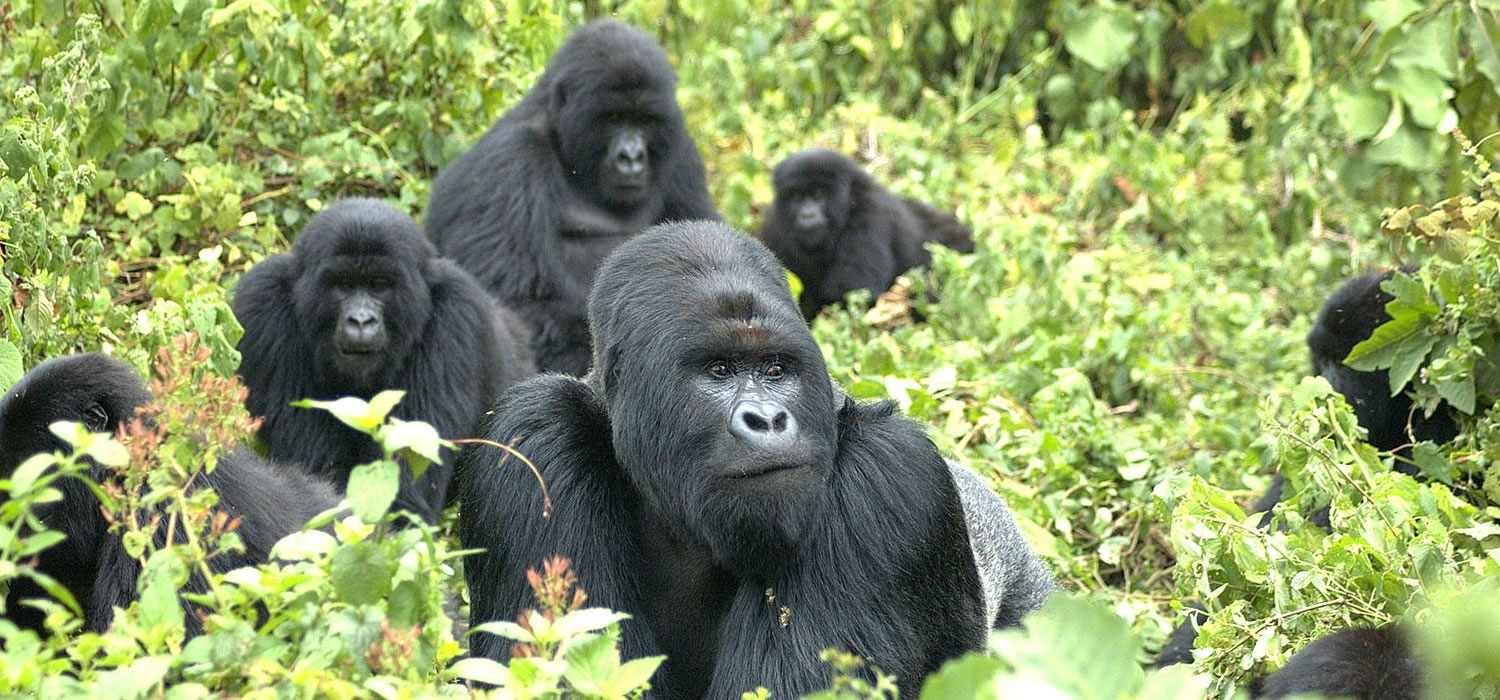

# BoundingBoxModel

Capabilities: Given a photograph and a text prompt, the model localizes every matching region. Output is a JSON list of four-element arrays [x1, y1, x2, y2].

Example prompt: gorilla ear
[[82, 403, 110, 432], [601, 345, 622, 396]]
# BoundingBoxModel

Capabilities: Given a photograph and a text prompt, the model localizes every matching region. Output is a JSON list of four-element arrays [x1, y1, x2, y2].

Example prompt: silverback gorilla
[[234, 199, 533, 525], [425, 20, 719, 376], [761, 148, 974, 320], [456, 222, 1052, 697], [0, 354, 338, 635]]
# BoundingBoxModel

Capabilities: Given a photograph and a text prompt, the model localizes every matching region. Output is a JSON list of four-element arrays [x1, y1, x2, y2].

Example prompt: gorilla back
[[457, 222, 1033, 698], [0, 354, 338, 635], [234, 198, 533, 524], [425, 19, 719, 376]]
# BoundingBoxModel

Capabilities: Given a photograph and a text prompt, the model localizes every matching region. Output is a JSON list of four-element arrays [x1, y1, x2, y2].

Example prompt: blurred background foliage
[[2, 0, 1500, 696]]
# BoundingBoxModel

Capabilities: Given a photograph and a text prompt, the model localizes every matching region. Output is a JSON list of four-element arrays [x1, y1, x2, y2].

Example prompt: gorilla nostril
[[771, 411, 788, 432], [742, 409, 770, 433]]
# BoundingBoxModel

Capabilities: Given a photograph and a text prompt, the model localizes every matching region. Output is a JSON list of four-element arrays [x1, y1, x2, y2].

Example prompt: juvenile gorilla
[[0, 354, 339, 635], [761, 148, 974, 320], [457, 222, 1048, 697], [1249, 626, 1421, 699], [234, 199, 533, 524], [1157, 268, 1461, 666], [426, 19, 719, 376]]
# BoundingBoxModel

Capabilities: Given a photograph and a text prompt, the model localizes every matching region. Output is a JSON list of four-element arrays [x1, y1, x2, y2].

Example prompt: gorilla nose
[[795, 201, 825, 228], [729, 399, 798, 448], [343, 309, 382, 345], [614, 135, 647, 177]]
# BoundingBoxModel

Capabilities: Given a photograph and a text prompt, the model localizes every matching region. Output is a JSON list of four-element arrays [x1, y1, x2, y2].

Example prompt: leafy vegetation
[[2, 0, 1500, 697]]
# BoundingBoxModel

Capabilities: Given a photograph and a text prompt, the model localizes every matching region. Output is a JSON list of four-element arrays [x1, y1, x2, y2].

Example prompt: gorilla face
[[548, 27, 681, 210], [589, 222, 839, 576], [290, 202, 434, 393], [770, 149, 854, 250], [0, 354, 149, 478]]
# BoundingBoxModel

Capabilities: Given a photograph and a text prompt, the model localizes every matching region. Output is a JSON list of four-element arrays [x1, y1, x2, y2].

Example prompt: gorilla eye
[[82, 403, 109, 432], [707, 361, 732, 379], [765, 363, 786, 380]]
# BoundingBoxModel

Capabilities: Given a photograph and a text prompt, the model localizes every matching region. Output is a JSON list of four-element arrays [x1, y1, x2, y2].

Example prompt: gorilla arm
[[426, 110, 593, 373], [707, 398, 986, 698], [455, 376, 660, 664], [387, 258, 508, 522]]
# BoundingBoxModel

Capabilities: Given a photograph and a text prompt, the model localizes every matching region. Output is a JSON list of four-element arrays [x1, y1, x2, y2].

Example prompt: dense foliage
[[2, 0, 1499, 697]]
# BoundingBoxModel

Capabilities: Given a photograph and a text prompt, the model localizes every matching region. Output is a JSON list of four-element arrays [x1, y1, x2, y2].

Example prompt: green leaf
[[82, 115, 127, 162], [1063, 7, 1137, 72], [139, 549, 187, 632], [94, 655, 173, 699], [269, 529, 337, 561], [330, 542, 395, 606], [470, 619, 535, 643], [554, 608, 632, 637], [1375, 66, 1453, 128], [115, 191, 156, 221], [610, 656, 667, 695], [1363, 0, 1421, 31], [1470, 14, 1500, 87], [1333, 88, 1391, 140], [10, 453, 57, 495], [1434, 374, 1476, 414], [919, 653, 1006, 699], [1184, 2, 1252, 50], [345, 459, 400, 523], [0, 133, 38, 179], [0, 340, 22, 393], [449, 657, 512, 687], [293, 390, 405, 435], [383, 417, 451, 482], [562, 633, 620, 695]]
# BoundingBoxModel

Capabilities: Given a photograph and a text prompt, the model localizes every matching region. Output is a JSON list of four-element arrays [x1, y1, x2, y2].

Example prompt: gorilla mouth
[[724, 462, 804, 479]]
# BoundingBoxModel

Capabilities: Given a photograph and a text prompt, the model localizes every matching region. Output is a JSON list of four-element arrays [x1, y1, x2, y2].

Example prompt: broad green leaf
[[470, 619, 535, 643], [293, 390, 405, 434], [1184, 2, 1252, 49], [1333, 88, 1391, 140], [382, 417, 450, 478], [1470, 14, 1500, 86], [330, 541, 395, 605], [0, 133, 39, 178], [449, 657, 512, 687], [0, 339, 21, 393], [93, 655, 173, 699], [919, 653, 1005, 700], [1375, 66, 1452, 128], [562, 633, 619, 695], [1434, 374, 1476, 414], [1363, 0, 1421, 31], [609, 656, 667, 695], [16, 530, 66, 558], [554, 608, 631, 637], [10, 453, 58, 495], [1062, 7, 1137, 72], [345, 459, 399, 523], [269, 529, 338, 561], [139, 550, 187, 632]]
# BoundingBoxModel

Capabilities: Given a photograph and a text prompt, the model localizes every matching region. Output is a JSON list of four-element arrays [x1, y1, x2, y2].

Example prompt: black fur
[[1160, 268, 1461, 665], [456, 222, 986, 697], [1307, 268, 1458, 456], [760, 148, 974, 320], [1250, 626, 1422, 699], [0, 354, 339, 635], [234, 198, 533, 524], [425, 20, 719, 376]]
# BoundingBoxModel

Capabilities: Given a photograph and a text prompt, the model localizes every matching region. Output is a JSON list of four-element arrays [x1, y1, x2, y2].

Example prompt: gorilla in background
[[760, 148, 975, 320], [425, 19, 720, 376], [1249, 626, 1422, 699], [0, 354, 339, 635], [457, 222, 1052, 698], [1157, 268, 1460, 666], [234, 199, 533, 525]]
